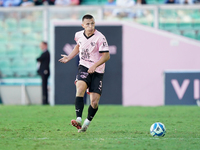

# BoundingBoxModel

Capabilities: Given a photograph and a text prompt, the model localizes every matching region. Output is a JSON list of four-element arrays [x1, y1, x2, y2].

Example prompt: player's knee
[[76, 87, 86, 96], [91, 100, 98, 109]]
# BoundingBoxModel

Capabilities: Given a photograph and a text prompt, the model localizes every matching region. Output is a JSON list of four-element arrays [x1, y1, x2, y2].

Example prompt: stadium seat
[[157, 0, 165, 4], [81, 0, 110, 5], [190, 10, 200, 20], [0, 44, 6, 49], [22, 46, 38, 58], [32, 33, 42, 41], [159, 23, 165, 30], [137, 19, 153, 27], [7, 44, 22, 59], [182, 30, 196, 40], [81, 0, 99, 5], [26, 60, 38, 77], [23, 33, 42, 44], [196, 31, 200, 40], [0, 20, 5, 29], [11, 58, 28, 77], [0, 59, 11, 69], [81, 0, 111, 5], [5, 18, 18, 31], [0, 32, 9, 44], [23, 33, 36, 44], [160, 10, 177, 19], [32, 20, 43, 32], [10, 32, 23, 43], [0, 59, 13, 77], [19, 19, 32, 32], [193, 22, 200, 30], [146, 0, 159, 4], [35, 46, 42, 55], [178, 22, 193, 30], [0, 68, 13, 78], [169, 30, 182, 35], [137, 18, 153, 27], [163, 22, 178, 30], [0, 44, 7, 58]]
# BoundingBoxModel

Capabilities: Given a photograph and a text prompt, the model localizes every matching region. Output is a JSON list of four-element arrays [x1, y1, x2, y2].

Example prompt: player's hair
[[42, 41, 48, 46], [82, 14, 94, 21]]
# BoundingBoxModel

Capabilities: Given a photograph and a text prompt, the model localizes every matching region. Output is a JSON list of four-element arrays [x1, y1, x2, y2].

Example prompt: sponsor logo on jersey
[[80, 72, 89, 79]]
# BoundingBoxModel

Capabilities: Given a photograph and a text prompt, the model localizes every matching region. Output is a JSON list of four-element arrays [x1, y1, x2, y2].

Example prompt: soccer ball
[[150, 122, 166, 137]]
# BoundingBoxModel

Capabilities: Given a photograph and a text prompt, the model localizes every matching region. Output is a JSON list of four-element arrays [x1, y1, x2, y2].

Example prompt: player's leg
[[75, 80, 87, 120], [78, 93, 100, 132], [88, 92, 100, 119], [78, 72, 103, 133], [71, 80, 87, 129]]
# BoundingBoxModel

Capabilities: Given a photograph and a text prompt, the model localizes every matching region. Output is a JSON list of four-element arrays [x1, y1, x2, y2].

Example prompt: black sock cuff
[[87, 105, 98, 121], [89, 105, 98, 111], [75, 97, 84, 102]]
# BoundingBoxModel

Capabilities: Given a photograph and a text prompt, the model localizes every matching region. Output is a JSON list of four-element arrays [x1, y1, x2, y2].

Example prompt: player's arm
[[88, 52, 110, 73], [59, 44, 79, 63]]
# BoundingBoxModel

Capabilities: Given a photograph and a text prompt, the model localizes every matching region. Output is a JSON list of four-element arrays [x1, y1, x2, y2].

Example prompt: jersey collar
[[83, 30, 95, 39]]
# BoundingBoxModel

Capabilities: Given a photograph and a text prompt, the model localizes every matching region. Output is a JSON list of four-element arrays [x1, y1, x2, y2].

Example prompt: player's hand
[[88, 65, 96, 74], [58, 54, 70, 63]]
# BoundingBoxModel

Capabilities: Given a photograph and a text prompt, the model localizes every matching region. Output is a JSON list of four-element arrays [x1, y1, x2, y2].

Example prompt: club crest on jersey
[[91, 42, 96, 46], [103, 42, 108, 47]]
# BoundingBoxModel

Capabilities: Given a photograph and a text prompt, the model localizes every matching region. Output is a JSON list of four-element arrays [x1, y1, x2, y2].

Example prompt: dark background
[[54, 25, 122, 104]]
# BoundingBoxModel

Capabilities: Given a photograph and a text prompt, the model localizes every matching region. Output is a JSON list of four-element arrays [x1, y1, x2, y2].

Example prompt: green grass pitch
[[0, 105, 200, 150]]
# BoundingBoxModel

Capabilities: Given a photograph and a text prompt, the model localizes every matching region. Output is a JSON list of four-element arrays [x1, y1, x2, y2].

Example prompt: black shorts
[[76, 65, 104, 95]]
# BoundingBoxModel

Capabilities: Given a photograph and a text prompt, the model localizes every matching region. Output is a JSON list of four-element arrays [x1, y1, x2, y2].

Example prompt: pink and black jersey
[[74, 29, 109, 73]]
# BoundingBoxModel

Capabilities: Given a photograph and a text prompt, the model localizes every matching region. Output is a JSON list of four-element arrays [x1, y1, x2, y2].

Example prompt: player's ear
[[81, 24, 84, 28]]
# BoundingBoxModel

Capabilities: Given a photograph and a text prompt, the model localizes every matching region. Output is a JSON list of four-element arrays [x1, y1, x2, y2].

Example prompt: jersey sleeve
[[99, 36, 109, 53], [74, 32, 79, 44]]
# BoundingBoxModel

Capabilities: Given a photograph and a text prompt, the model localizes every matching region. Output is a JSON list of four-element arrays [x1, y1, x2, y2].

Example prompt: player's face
[[82, 18, 95, 33]]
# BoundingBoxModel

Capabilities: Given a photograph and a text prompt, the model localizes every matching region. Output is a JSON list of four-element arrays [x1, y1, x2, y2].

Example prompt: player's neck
[[84, 29, 95, 37]]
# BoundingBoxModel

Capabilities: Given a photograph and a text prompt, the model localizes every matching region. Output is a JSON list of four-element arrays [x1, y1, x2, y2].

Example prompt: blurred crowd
[[0, 0, 199, 7], [0, 0, 80, 7]]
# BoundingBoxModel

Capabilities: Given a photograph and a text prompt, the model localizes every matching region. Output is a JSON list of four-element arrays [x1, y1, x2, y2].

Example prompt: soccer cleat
[[71, 119, 82, 130], [78, 119, 90, 133], [78, 124, 89, 133]]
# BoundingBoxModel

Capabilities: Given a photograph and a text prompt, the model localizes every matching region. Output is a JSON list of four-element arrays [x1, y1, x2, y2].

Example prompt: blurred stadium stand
[[0, 4, 199, 105], [0, 5, 200, 81], [81, 0, 108, 5]]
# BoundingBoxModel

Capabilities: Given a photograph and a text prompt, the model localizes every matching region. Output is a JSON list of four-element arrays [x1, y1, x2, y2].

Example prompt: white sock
[[84, 118, 91, 126], [76, 117, 82, 122]]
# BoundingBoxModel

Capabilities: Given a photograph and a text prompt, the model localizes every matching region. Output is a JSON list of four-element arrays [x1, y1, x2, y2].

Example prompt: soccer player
[[59, 14, 110, 132]]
